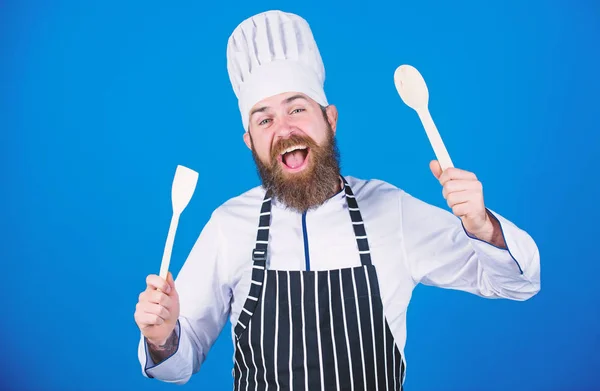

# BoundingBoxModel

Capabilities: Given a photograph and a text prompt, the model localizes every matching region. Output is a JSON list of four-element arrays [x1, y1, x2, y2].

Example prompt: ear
[[325, 104, 339, 135], [243, 131, 252, 150]]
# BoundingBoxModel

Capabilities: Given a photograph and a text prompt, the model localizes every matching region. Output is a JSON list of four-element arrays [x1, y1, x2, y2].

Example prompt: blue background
[[2, 0, 598, 390]]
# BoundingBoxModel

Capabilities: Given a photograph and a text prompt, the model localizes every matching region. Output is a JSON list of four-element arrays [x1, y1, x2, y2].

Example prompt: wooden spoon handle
[[160, 213, 180, 280], [417, 107, 454, 171]]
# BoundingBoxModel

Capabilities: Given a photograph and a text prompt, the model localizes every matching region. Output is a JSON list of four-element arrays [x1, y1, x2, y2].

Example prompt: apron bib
[[233, 178, 405, 390]]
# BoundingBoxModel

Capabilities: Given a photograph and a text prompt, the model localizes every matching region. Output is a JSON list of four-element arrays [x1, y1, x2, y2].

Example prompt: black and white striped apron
[[233, 178, 405, 390]]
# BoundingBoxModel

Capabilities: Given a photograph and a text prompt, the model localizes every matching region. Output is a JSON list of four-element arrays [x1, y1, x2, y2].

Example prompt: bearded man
[[134, 10, 541, 390]]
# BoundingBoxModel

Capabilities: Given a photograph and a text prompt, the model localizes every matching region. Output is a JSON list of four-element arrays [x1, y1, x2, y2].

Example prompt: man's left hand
[[430, 160, 506, 248]]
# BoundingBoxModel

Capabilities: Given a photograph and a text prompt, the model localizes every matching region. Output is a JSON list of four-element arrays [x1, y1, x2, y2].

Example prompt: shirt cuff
[[138, 319, 194, 384], [462, 209, 526, 276]]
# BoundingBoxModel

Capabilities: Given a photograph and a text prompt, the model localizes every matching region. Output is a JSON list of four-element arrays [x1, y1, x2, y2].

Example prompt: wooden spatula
[[394, 64, 454, 171], [159, 165, 198, 280]]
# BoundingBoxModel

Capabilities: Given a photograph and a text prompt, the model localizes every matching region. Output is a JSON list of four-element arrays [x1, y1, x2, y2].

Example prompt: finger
[[438, 167, 477, 186], [146, 274, 171, 294], [135, 311, 165, 327], [146, 289, 172, 308], [137, 301, 171, 320], [451, 201, 472, 217], [140, 283, 174, 308], [442, 180, 483, 199], [166, 272, 178, 297], [429, 160, 442, 180], [446, 190, 479, 208]]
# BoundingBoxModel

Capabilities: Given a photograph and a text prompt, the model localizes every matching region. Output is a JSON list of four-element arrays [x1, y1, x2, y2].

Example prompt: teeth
[[281, 145, 307, 155]]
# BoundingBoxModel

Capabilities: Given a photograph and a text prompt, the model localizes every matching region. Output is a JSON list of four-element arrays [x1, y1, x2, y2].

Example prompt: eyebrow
[[249, 106, 269, 119], [283, 94, 308, 104], [249, 94, 309, 119]]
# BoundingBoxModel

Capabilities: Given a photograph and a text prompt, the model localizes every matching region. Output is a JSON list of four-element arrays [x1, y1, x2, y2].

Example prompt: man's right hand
[[134, 272, 180, 347]]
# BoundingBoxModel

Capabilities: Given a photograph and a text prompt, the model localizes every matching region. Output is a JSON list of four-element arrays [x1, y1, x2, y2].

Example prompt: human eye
[[290, 107, 306, 114], [258, 118, 272, 126]]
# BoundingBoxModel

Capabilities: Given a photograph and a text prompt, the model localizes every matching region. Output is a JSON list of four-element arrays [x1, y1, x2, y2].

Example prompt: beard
[[250, 124, 342, 213]]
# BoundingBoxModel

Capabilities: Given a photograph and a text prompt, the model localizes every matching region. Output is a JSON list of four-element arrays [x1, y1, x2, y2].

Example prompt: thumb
[[429, 160, 442, 180], [166, 271, 176, 294]]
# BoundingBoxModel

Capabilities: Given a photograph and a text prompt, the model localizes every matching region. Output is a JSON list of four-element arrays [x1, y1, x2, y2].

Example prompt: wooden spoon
[[394, 64, 454, 171], [159, 165, 198, 280]]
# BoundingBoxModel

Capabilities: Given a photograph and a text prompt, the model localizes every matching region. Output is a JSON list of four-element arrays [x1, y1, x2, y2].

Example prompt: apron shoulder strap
[[233, 191, 271, 340], [342, 177, 373, 266]]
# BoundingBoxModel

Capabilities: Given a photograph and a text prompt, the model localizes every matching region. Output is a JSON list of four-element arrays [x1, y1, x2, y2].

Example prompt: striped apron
[[233, 178, 405, 390]]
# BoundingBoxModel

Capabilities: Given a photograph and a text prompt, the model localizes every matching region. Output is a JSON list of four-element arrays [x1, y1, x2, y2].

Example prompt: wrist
[[469, 210, 507, 249], [147, 330, 179, 364], [148, 330, 177, 350], [472, 213, 494, 241]]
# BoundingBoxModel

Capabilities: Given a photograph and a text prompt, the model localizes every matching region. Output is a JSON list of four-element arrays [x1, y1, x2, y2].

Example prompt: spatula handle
[[159, 213, 180, 280], [417, 108, 454, 171]]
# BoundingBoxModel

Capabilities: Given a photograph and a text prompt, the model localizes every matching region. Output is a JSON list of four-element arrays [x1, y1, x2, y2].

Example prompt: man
[[134, 10, 540, 390]]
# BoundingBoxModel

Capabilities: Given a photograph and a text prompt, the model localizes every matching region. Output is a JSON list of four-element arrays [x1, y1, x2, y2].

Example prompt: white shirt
[[137, 176, 541, 384]]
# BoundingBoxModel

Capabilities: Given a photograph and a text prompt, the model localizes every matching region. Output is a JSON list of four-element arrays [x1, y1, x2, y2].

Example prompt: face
[[243, 92, 342, 212]]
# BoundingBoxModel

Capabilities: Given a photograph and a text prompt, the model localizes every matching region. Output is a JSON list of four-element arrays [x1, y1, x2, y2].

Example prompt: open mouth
[[278, 145, 310, 172]]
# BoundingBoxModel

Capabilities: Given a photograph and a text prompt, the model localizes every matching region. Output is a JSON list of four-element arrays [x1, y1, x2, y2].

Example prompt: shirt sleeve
[[137, 210, 232, 384], [399, 190, 540, 300]]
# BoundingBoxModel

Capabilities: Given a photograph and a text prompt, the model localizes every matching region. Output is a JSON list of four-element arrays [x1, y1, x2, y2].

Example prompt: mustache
[[271, 133, 318, 159]]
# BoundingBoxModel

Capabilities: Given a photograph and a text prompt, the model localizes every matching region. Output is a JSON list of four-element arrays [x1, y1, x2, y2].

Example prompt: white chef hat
[[226, 10, 328, 131]]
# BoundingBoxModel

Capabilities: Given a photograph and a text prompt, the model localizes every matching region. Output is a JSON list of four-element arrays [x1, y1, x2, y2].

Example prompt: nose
[[274, 116, 295, 139]]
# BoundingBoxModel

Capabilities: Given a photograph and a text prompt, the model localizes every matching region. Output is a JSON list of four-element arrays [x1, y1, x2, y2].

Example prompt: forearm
[[147, 330, 179, 365]]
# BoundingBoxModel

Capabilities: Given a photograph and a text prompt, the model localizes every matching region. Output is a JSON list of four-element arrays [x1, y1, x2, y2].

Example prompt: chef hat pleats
[[226, 10, 328, 131]]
